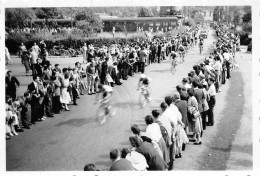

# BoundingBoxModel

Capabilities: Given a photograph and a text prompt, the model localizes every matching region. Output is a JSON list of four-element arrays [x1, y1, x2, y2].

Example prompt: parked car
[[199, 30, 208, 39]]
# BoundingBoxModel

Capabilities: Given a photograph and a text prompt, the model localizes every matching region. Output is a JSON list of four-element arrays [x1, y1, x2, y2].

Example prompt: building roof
[[102, 16, 179, 22]]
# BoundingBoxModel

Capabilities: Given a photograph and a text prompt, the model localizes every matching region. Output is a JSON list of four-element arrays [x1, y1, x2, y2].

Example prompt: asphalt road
[[5, 29, 252, 171]]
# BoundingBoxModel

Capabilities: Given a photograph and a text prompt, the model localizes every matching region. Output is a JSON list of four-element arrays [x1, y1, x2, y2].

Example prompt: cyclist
[[137, 74, 152, 105], [182, 36, 189, 52], [178, 43, 185, 62], [96, 84, 115, 125], [199, 38, 204, 54], [170, 51, 178, 73], [194, 35, 198, 45]]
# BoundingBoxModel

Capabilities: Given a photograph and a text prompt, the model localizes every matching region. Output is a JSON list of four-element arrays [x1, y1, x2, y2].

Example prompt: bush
[[184, 19, 196, 28], [5, 26, 189, 54]]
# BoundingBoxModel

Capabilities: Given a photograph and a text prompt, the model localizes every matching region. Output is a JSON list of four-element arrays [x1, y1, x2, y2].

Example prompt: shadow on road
[[54, 117, 96, 127], [150, 69, 170, 73]]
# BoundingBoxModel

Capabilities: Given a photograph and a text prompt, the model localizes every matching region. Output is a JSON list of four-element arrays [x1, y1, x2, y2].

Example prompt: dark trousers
[[157, 53, 161, 63], [222, 69, 226, 84], [122, 67, 129, 80], [71, 87, 78, 104], [201, 111, 208, 130], [7, 91, 16, 102], [31, 104, 39, 123], [133, 62, 138, 73], [44, 97, 53, 116], [168, 141, 176, 170], [21, 112, 29, 127], [207, 107, 214, 126], [207, 96, 215, 125], [100, 75, 106, 85], [139, 62, 145, 73], [52, 96, 61, 113], [31, 64, 36, 76], [151, 53, 156, 63], [226, 62, 231, 79], [39, 102, 45, 119]]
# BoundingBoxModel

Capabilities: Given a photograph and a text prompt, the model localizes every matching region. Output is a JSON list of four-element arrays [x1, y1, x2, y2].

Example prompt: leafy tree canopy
[[5, 8, 36, 28]]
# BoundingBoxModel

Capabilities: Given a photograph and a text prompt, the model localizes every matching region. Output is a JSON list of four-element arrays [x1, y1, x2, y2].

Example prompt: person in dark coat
[[100, 57, 108, 84], [173, 93, 189, 133], [51, 73, 61, 114], [157, 43, 162, 63], [17, 92, 31, 129], [129, 135, 168, 171], [27, 75, 41, 124], [5, 71, 20, 101], [176, 85, 189, 101], [43, 81, 54, 117], [35, 59, 43, 77], [109, 149, 135, 171]]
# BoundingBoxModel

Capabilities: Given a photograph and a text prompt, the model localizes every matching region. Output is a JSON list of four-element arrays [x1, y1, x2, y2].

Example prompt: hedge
[[5, 27, 191, 54], [5, 32, 147, 54]]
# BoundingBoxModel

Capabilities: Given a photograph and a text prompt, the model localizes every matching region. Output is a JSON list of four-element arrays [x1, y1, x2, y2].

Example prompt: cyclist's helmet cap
[[182, 78, 188, 83], [140, 74, 146, 78]]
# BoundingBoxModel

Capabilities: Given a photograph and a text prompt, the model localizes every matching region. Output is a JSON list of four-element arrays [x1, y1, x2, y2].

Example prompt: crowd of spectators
[[5, 23, 239, 170], [83, 22, 239, 171]]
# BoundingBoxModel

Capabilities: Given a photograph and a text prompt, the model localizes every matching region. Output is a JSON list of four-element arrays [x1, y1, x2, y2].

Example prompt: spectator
[[187, 88, 202, 145], [207, 77, 216, 126], [6, 71, 20, 101], [16, 92, 31, 129], [60, 72, 71, 111], [138, 47, 147, 73], [173, 93, 189, 134], [83, 163, 98, 171], [109, 149, 135, 171], [51, 74, 61, 114], [29, 48, 38, 76], [145, 115, 169, 164], [129, 135, 168, 171], [21, 51, 31, 76], [121, 148, 148, 171], [27, 75, 41, 124]]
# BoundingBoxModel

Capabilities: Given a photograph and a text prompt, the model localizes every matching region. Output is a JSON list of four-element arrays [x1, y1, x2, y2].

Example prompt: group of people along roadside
[[5, 23, 240, 171], [5, 26, 201, 139], [83, 23, 240, 171]]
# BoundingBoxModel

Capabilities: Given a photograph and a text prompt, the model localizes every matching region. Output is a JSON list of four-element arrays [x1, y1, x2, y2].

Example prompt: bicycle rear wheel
[[96, 105, 106, 125], [139, 93, 146, 108]]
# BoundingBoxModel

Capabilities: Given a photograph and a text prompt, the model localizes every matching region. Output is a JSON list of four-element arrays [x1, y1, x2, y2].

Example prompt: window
[[171, 22, 177, 26]]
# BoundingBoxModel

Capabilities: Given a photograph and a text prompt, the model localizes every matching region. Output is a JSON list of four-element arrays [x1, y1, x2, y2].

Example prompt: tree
[[57, 7, 84, 27], [138, 7, 154, 17], [184, 18, 196, 27], [34, 8, 62, 19], [5, 8, 36, 28], [243, 11, 251, 23], [213, 6, 220, 22], [75, 10, 103, 37]]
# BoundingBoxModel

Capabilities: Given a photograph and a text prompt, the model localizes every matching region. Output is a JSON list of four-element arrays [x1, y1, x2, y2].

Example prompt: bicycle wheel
[[49, 49, 55, 56], [139, 93, 146, 108], [96, 105, 106, 125]]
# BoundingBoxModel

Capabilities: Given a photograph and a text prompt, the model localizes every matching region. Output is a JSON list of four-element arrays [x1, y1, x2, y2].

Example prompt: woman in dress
[[187, 88, 203, 145], [60, 72, 71, 111]]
